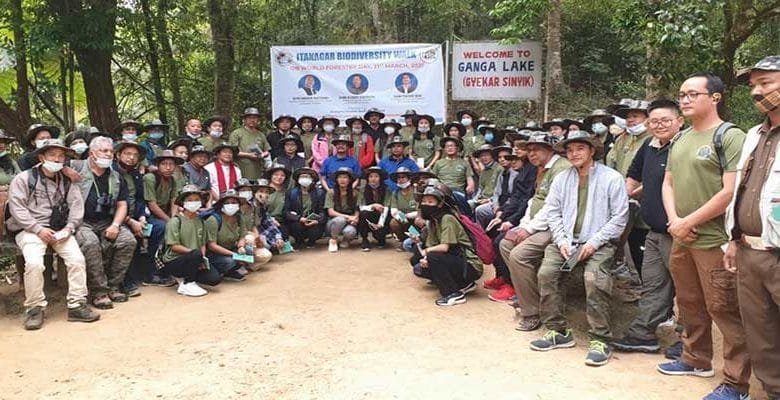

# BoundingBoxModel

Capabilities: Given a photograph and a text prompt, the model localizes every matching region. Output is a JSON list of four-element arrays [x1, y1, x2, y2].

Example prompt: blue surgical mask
[[484, 132, 494, 142], [591, 122, 608, 135], [149, 131, 164, 140]]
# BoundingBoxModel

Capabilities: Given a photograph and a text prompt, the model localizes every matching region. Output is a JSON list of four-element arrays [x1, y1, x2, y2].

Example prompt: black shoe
[[24, 306, 44, 330], [67, 302, 100, 323], [143, 275, 175, 287], [224, 270, 246, 282], [665, 341, 683, 360], [435, 291, 466, 306], [361, 239, 371, 252], [612, 336, 660, 353], [376, 238, 386, 248]]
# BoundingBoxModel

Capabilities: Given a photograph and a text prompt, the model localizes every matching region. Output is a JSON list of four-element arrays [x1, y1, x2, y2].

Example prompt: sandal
[[108, 290, 128, 303], [92, 294, 114, 310], [515, 316, 541, 332]]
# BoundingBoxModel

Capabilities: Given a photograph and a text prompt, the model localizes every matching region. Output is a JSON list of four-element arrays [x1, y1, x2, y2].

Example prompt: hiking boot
[[460, 281, 477, 295], [483, 276, 507, 290], [361, 239, 371, 252], [177, 281, 208, 297], [24, 306, 44, 330], [328, 239, 338, 253], [585, 340, 612, 367], [656, 360, 714, 377], [530, 329, 576, 351], [92, 294, 113, 310], [703, 384, 751, 400], [435, 291, 466, 306], [488, 284, 515, 303], [665, 341, 683, 360], [67, 303, 100, 323], [612, 336, 660, 353], [515, 316, 541, 332], [108, 290, 128, 303]]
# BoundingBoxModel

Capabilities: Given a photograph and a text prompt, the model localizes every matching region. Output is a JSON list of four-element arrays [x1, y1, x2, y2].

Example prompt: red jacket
[[349, 134, 376, 169]]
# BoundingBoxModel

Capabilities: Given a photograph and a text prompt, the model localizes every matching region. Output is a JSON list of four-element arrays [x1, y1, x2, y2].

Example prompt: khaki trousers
[[501, 230, 552, 318]]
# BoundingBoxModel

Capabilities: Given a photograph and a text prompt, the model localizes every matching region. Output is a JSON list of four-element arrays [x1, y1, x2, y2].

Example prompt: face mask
[[298, 177, 313, 188], [397, 181, 411, 189], [43, 160, 64, 173], [187, 131, 201, 139], [323, 125, 335, 133], [461, 118, 472, 127], [484, 132, 494, 142], [239, 191, 253, 200], [71, 143, 88, 155], [418, 126, 430, 133], [351, 128, 362, 134], [35, 140, 47, 149], [420, 204, 443, 220], [384, 127, 395, 135], [123, 133, 137, 142], [118, 161, 136, 171], [0, 151, 6, 158], [183, 201, 201, 213], [626, 124, 647, 136], [591, 122, 608, 135], [753, 90, 780, 114], [368, 182, 380, 189], [222, 204, 240, 216], [95, 156, 113, 169], [149, 132, 164, 140], [210, 129, 223, 138]]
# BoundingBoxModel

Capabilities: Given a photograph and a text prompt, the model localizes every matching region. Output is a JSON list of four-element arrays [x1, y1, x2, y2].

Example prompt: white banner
[[451, 41, 542, 101], [271, 44, 446, 124]]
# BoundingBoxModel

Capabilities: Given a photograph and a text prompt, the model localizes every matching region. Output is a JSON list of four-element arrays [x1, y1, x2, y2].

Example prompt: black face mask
[[118, 161, 136, 171], [420, 204, 444, 220]]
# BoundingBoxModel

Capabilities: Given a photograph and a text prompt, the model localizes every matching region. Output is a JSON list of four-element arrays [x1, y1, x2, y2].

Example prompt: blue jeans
[[206, 254, 238, 275]]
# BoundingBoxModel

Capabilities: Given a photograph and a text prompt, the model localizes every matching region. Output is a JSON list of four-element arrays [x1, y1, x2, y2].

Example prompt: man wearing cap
[[723, 55, 780, 400], [204, 144, 242, 200], [273, 135, 306, 173], [115, 120, 142, 143], [297, 116, 318, 163], [364, 108, 385, 143], [179, 117, 203, 143], [201, 115, 228, 152], [583, 110, 614, 152], [268, 114, 299, 160], [18, 124, 60, 171], [432, 137, 474, 195], [229, 107, 271, 180], [527, 131, 628, 366], [400, 110, 417, 141], [320, 134, 361, 191], [140, 119, 169, 166], [184, 145, 213, 195], [7, 139, 99, 330], [658, 73, 750, 399], [70, 136, 137, 310], [378, 136, 419, 191]]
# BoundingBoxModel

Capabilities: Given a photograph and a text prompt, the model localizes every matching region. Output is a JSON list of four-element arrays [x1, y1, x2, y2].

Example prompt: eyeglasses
[[646, 118, 676, 128], [677, 91, 710, 101]]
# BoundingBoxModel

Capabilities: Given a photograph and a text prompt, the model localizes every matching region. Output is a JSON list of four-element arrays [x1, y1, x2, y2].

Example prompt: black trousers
[[491, 231, 511, 282], [286, 221, 325, 246], [161, 249, 222, 286], [427, 251, 481, 296], [628, 228, 648, 276], [357, 210, 388, 242]]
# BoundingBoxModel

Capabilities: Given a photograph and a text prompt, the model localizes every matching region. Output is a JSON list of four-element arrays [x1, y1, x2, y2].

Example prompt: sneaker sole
[[67, 315, 100, 323], [177, 291, 208, 297], [585, 354, 612, 367], [436, 297, 466, 306], [655, 365, 715, 377], [460, 285, 476, 294], [142, 282, 176, 287], [487, 294, 514, 303], [529, 340, 576, 352], [613, 343, 660, 353]]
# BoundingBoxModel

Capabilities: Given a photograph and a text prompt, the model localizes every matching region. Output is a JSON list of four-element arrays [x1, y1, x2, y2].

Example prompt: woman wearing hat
[[205, 189, 264, 281], [311, 117, 339, 172], [183, 146, 213, 200], [410, 114, 440, 169], [115, 120, 142, 143], [140, 119, 169, 166], [432, 137, 474, 195], [265, 164, 291, 229], [417, 186, 483, 306], [387, 167, 419, 242], [64, 130, 90, 159], [144, 150, 186, 224], [200, 115, 228, 152], [346, 116, 376, 169], [400, 110, 417, 141], [273, 135, 306, 173], [18, 124, 61, 171], [358, 167, 390, 251], [542, 119, 568, 139], [252, 179, 286, 258], [444, 121, 466, 144], [284, 167, 326, 248], [456, 110, 479, 136], [160, 185, 217, 297], [325, 167, 360, 252], [296, 115, 318, 162], [374, 120, 402, 162], [363, 108, 385, 143], [268, 114, 299, 160]]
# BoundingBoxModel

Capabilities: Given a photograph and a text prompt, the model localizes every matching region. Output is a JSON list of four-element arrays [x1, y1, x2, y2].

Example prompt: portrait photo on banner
[[346, 73, 369, 95], [298, 74, 322, 96], [395, 72, 418, 94]]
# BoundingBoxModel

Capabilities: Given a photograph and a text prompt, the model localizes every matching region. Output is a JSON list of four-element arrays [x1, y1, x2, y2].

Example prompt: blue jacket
[[378, 155, 419, 191], [283, 185, 327, 225], [320, 155, 361, 188]]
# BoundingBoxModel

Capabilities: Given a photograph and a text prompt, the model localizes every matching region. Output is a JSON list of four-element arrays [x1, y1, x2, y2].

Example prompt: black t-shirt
[[84, 169, 130, 223], [626, 138, 670, 233]]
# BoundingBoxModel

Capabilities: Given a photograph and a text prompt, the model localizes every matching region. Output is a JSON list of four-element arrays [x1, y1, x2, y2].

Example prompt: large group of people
[[1, 55, 779, 400]]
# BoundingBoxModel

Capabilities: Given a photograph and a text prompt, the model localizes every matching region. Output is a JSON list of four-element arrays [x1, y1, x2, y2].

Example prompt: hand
[[372, 204, 384, 213], [275, 239, 285, 250], [305, 220, 319, 227], [37, 228, 56, 244], [348, 216, 359, 225], [466, 183, 475, 195], [668, 218, 694, 241], [559, 244, 571, 260], [299, 217, 307, 224], [61, 166, 82, 182], [419, 249, 427, 258], [513, 229, 531, 245], [104, 225, 119, 241], [272, 219, 280, 227], [236, 239, 247, 249], [419, 257, 429, 268], [723, 241, 738, 273], [129, 219, 143, 237], [499, 221, 513, 232], [576, 244, 596, 262]]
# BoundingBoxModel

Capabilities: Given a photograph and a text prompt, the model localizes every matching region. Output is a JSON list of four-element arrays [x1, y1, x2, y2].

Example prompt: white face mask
[[418, 126, 430, 133], [43, 160, 64, 173], [239, 191, 253, 200], [351, 127, 362, 134], [35, 139, 48, 149], [591, 122, 608, 135], [71, 143, 88, 155], [122, 133, 137, 142], [627, 123, 647, 136], [384, 127, 395, 135], [95, 156, 113, 169], [461, 118, 472, 127], [210, 129, 223, 138], [222, 203, 240, 216], [397, 181, 411, 189], [323, 125, 335, 133], [298, 177, 313, 188], [183, 201, 201, 212]]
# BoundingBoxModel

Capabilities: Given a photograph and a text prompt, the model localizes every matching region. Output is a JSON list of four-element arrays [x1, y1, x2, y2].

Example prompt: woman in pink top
[[311, 116, 339, 172]]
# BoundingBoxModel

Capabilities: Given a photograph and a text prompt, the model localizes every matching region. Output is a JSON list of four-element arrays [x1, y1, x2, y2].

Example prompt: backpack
[[455, 213, 495, 265], [712, 122, 736, 173], [198, 208, 223, 230], [2, 167, 72, 241]]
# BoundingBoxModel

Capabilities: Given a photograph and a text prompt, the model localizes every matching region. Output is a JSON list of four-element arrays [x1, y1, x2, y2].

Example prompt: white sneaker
[[177, 282, 208, 297], [328, 239, 338, 253]]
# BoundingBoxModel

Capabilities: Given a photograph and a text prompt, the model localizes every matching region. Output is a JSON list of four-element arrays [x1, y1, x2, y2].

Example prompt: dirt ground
[[0, 246, 765, 400]]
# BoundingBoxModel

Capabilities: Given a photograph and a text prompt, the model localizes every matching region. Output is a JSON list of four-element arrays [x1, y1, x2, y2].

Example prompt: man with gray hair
[[72, 136, 137, 310]]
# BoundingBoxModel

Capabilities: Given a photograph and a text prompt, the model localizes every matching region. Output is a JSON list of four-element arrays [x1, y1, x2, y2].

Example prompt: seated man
[[72, 136, 138, 310], [475, 145, 516, 228], [431, 137, 474, 195], [273, 135, 306, 173], [528, 131, 628, 367], [6, 139, 100, 330], [470, 144, 502, 209], [319, 134, 361, 191]]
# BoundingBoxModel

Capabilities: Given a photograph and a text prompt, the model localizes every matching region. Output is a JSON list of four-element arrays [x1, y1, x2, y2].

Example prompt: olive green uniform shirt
[[609, 131, 651, 176], [143, 173, 184, 215], [529, 156, 572, 218], [162, 214, 206, 263], [432, 157, 473, 192], [462, 132, 484, 158], [267, 189, 286, 223], [198, 135, 226, 152], [411, 137, 436, 166], [300, 131, 315, 161], [325, 190, 358, 215], [229, 126, 271, 179], [204, 213, 254, 251], [476, 163, 502, 201], [0, 159, 21, 186], [426, 214, 483, 273], [573, 177, 589, 237], [390, 188, 418, 213]]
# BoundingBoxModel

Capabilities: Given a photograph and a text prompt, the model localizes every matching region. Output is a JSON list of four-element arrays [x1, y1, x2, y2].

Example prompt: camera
[[95, 193, 116, 215]]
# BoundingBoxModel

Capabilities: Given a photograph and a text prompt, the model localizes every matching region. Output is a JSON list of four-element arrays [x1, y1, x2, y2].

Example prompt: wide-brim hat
[[401, 109, 417, 118], [523, 121, 543, 131], [363, 108, 385, 120], [213, 189, 248, 210], [189, 145, 212, 158], [63, 130, 89, 147], [542, 119, 567, 131], [115, 119, 142, 134], [234, 178, 259, 191], [153, 149, 185, 165], [385, 136, 410, 149], [413, 170, 437, 181], [473, 117, 493, 129], [212, 143, 239, 157], [279, 134, 303, 148], [443, 121, 466, 137], [414, 114, 435, 127], [167, 138, 192, 150], [613, 99, 650, 119], [204, 115, 229, 131], [317, 116, 340, 128], [297, 115, 318, 128], [491, 145, 514, 159], [439, 136, 464, 152], [254, 178, 276, 192], [114, 141, 148, 159], [34, 139, 77, 159], [273, 114, 296, 126], [553, 131, 605, 160], [330, 166, 356, 181], [563, 119, 585, 130], [293, 167, 319, 182], [331, 134, 354, 146], [345, 117, 369, 129], [472, 144, 495, 158], [518, 132, 559, 150], [582, 109, 615, 127], [143, 119, 168, 132], [175, 184, 209, 206], [241, 107, 262, 118], [0, 130, 16, 143], [26, 124, 61, 148], [736, 55, 780, 84], [380, 120, 402, 132], [265, 163, 291, 179], [605, 99, 631, 115], [506, 130, 531, 144], [362, 166, 387, 180], [418, 186, 445, 203], [390, 166, 414, 181], [456, 110, 479, 120]]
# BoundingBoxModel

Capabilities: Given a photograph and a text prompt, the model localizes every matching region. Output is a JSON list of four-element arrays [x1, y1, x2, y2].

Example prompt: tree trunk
[[10, 0, 31, 128], [140, 0, 167, 123], [156, 0, 185, 133], [74, 48, 120, 131], [545, 0, 564, 107], [59, 52, 70, 130], [209, 0, 237, 118]]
